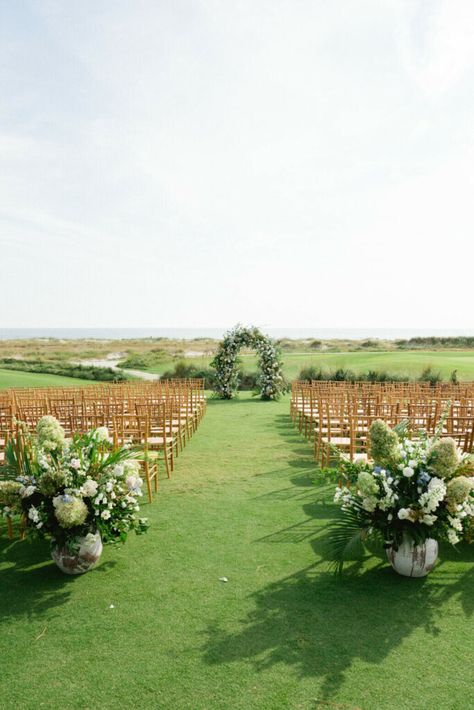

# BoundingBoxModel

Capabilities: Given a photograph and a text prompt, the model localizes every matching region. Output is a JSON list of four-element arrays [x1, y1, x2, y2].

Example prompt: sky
[[1, 0, 473, 329]]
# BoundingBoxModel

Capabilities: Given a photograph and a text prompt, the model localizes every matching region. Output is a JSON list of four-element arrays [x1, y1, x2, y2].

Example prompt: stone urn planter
[[386, 538, 438, 578], [51, 532, 103, 575]]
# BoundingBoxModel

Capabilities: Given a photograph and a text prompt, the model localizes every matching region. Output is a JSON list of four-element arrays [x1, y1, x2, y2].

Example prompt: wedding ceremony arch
[[211, 325, 286, 400]]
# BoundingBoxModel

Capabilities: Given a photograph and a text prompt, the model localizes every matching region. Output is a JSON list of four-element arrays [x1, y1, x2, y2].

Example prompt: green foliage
[[329, 415, 472, 572], [211, 325, 286, 400], [396, 336, 474, 349], [298, 364, 453, 385], [297, 365, 323, 381], [0, 359, 127, 382], [298, 366, 407, 383], [325, 502, 372, 574], [369, 420, 400, 468], [118, 349, 167, 369], [2, 433, 35, 481], [160, 360, 272, 394], [357, 471, 379, 496], [360, 339, 380, 349], [236, 370, 260, 390], [1, 420, 148, 548], [161, 360, 216, 388], [418, 366, 442, 385]]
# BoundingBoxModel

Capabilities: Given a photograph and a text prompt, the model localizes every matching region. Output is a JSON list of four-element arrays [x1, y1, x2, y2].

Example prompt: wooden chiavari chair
[[293, 380, 474, 463]]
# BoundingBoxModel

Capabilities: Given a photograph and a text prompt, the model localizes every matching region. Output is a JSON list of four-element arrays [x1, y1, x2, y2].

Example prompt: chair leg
[[143, 459, 153, 503], [163, 446, 172, 479], [154, 460, 159, 492]]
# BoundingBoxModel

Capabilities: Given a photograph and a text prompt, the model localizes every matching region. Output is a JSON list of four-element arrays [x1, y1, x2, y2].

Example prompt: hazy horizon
[[2, 326, 474, 342], [2, 1, 473, 328]]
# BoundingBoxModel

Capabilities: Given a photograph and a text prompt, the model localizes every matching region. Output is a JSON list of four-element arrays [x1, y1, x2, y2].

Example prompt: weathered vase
[[51, 532, 103, 575], [386, 538, 438, 578]]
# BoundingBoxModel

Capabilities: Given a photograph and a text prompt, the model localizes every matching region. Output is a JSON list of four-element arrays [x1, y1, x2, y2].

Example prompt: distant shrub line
[[395, 337, 474, 349], [160, 360, 264, 391], [0, 359, 127, 382], [154, 361, 463, 388], [297, 366, 456, 385], [275, 336, 474, 353], [0, 357, 464, 388]]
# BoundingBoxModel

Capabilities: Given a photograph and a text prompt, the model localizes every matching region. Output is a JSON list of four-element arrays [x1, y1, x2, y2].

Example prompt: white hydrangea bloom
[[81, 479, 98, 497], [95, 427, 109, 442], [28, 506, 40, 523]]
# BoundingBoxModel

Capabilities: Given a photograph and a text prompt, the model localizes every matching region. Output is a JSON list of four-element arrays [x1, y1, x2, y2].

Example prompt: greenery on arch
[[211, 325, 287, 400]]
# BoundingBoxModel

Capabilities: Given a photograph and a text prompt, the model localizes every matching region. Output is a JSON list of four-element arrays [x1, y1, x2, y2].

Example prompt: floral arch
[[211, 325, 286, 400]]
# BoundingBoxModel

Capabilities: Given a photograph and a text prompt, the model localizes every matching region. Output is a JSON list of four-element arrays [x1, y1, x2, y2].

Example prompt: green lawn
[[1, 394, 473, 709], [0, 368, 95, 389], [276, 350, 474, 380], [146, 350, 474, 381]]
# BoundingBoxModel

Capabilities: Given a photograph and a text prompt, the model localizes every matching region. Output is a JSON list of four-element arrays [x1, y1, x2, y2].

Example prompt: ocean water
[[1, 327, 474, 341]]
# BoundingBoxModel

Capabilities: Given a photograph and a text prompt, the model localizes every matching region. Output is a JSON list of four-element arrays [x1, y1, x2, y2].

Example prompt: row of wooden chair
[[291, 381, 474, 466], [0, 381, 207, 537]]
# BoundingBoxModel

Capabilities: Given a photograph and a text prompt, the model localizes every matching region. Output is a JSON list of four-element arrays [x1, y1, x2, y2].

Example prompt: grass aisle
[[1, 394, 473, 710]]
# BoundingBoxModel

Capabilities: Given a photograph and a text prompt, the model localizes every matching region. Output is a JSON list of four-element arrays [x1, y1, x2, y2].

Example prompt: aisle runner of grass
[[1, 394, 473, 709]]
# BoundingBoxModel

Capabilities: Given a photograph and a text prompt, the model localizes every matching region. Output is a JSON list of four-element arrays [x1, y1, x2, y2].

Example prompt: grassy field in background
[[1, 339, 474, 384], [0, 369, 94, 390], [1, 350, 473, 388], [1, 394, 473, 709], [147, 350, 474, 381]]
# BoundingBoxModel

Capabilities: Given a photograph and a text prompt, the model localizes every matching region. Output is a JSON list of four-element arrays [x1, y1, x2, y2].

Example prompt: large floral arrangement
[[329, 418, 474, 571], [0, 416, 148, 552], [211, 324, 286, 400]]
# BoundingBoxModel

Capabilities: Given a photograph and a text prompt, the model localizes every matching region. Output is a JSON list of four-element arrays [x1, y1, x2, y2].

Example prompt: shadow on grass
[[0, 537, 116, 622], [202, 560, 474, 699], [202, 407, 474, 698], [272, 412, 319, 461]]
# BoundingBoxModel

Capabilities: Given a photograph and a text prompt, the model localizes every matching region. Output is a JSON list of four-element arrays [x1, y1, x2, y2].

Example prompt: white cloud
[[398, 0, 474, 96]]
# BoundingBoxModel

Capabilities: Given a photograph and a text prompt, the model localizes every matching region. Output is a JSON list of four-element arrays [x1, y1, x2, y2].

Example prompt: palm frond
[[1, 434, 33, 480], [97, 445, 140, 472], [393, 419, 409, 438], [325, 505, 371, 574]]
